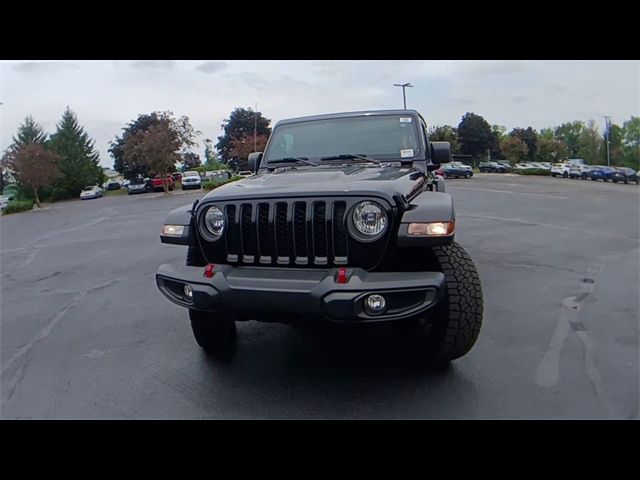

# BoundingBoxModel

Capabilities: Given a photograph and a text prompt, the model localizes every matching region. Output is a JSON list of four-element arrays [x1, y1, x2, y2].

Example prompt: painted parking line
[[449, 186, 568, 200]]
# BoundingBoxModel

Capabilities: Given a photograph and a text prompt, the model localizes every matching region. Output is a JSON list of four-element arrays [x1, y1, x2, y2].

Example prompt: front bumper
[[156, 263, 445, 324]]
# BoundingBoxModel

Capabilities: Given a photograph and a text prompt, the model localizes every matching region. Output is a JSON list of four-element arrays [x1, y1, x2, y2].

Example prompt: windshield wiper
[[320, 154, 381, 166], [267, 157, 316, 167]]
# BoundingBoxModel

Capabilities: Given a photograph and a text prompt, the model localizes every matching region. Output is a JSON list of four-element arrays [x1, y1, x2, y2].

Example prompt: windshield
[[264, 114, 421, 164], [131, 179, 145, 185], [82, 187, 94, 191]]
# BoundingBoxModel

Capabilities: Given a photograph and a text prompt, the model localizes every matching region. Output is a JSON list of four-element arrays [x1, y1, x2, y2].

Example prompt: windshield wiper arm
[[267, 157, 316, 167], [320, 154, 381, 165]]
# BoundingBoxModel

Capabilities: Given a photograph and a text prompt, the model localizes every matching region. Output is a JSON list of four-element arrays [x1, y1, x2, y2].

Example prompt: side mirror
[[248, 152, 263, 173], [431, 142, 451, 164]]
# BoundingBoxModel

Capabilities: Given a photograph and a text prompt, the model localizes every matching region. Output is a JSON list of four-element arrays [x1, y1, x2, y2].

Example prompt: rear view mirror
[[431, 142, 451, 164], [248, 152, 263, 172]]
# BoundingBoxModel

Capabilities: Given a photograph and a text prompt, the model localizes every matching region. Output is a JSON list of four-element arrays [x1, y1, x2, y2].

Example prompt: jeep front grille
[[199, 197, 392, 269], [214, 199, 349, 266]]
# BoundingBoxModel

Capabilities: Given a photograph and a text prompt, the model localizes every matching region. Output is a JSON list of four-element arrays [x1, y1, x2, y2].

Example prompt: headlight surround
[[349, 200, 388, 242], [203, 205, 225, 238]]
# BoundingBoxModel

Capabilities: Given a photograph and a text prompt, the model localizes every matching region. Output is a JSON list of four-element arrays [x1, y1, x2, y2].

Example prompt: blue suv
[[589, 166, 615, 182]]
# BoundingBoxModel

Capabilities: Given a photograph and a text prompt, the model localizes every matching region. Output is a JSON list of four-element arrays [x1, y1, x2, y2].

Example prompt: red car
[[151, 175, 175, 192]]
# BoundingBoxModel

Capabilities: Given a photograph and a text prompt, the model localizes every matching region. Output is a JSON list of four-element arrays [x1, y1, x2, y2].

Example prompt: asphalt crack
[[534, 261, 618, 419]]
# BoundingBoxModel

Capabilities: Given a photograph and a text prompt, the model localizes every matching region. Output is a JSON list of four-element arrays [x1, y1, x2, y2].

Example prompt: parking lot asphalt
[[1, 175, 638, 419]]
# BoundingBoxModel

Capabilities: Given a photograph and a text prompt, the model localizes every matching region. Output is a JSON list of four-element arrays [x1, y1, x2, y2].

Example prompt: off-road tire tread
[[429, 242, 484, 364]]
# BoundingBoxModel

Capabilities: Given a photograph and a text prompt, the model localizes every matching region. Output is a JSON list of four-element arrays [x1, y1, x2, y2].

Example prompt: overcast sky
[[1, 60, 638, 168]]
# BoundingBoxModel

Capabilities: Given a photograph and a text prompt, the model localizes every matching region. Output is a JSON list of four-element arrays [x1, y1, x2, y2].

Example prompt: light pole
[[603, 115, 611, 167], [393, 83, 413, 109], [254, 102, 258, 151]]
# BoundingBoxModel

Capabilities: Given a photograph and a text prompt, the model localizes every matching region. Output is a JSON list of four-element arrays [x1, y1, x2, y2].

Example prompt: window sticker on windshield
[[400, 149, 414, 158], [400, 117, 412, 123]]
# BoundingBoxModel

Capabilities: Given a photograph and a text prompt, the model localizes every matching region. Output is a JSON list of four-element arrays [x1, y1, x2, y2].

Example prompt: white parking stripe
[[449, 186, 568, 200]]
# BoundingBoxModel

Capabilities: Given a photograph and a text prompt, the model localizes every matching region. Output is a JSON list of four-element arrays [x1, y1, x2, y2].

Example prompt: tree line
[[429, 112, 640, 168], [1, 108, 104, 206], [3, 106, 637, 205]]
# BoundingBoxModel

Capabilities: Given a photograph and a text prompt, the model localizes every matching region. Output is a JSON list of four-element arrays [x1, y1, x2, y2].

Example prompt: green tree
[[216, 107, 271, 163], [489, 125, 506, 159], [427, 125, 459, 153], [182, 152, 201, 170], [4, 143, 60, 207], [8, 115, 48, 151], [500, 137, 527, 165], [576, 119, 601, 165], [622, 116, 640, 169], [457, 113, 493, 163], [110, 113, 163, 179], [123, 113, 200, 192], [509, 127, 538, 161], [48, 107, 104, 199], [536, 137, 568, 163], [554, 121, 585, 157]]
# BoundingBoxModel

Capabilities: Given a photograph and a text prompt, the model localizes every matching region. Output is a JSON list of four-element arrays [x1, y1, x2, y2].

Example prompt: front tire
[[400, 242, 484, 368], [189, 309, 236, 359], [563, 172, 568, 178]]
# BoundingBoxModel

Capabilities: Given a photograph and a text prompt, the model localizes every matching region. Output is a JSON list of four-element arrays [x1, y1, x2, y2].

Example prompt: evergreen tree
[[48, 107, 104, 199]]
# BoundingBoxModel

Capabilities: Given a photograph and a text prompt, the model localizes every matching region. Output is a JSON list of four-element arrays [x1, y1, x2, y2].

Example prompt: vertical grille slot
[[274, 202, 291, 263], [240, 204, 256, 263], [293, 202, 308, 264], [225, 204, 239, 262], [332, 201, 348, 264], [312, 201, 328, 264], [257, 203, 272, 263]]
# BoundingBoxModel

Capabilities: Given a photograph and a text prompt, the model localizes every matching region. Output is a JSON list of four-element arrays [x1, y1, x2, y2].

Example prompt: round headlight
[[204, 205, 225, 236], [351, 201, 387, 238]]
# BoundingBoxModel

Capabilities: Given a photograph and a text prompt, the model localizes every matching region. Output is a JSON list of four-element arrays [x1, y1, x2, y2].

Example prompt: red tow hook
[[336, 267, 348, 284], [203, 264, 215, 278]]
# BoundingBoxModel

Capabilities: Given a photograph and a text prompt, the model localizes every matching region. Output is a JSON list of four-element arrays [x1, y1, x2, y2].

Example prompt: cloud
[[129, 61, 177, 70], [458, 60, 527, 76], [12, 62, 79, 74], [510, 95, 528, 103], [195, 61, 228, 74]]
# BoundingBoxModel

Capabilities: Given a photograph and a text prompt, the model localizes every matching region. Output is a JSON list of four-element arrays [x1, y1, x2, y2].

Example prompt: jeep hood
[[201, 165, 427, 204]]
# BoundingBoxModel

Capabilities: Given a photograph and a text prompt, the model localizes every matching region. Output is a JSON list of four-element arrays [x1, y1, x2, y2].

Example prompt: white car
[[80, 185, 103, 200], [181, 171, 202, 190], [0, 195, 10, 211], [450, 162, 473, 172], [568, 164, 592, 180], [550, 163, 571, 177]]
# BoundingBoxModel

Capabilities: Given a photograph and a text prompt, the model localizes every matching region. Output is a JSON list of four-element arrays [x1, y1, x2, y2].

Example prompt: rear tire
[[624, 177, 629, 184], [399, 242, 484, 369]]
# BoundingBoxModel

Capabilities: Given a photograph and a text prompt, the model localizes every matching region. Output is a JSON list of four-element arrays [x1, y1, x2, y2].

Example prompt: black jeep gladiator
[[156, 110, 483, 367]]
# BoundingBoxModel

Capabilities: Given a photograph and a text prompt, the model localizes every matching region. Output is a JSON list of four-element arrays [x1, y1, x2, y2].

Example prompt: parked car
[[568, 164, 591, 179], [172, 172, 183, 182], [478, 161, 506, 173], [80, 185, 103, 200], [450, 162, 473, 176], [565, 158, 586, 166], [550, 163, 571, 177], [181, 171, 202, 190], [104, 181, 121, 191], [0, 195, 9, 211], [495, 161, 512, 172], [211, 171, 231, 182], [122, 180, 131, 189], [589, 166, 615, 182], [151, 175, 175, 192], [441, 163, 472, 178], [128, 177, 153, 195], [539, 162, 551, 169], [611, 167, 639, 185]]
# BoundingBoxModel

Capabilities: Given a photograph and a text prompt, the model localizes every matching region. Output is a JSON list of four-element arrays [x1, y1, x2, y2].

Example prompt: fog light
[[183, 284, 193, 300], [365, 294, 386, 314]]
